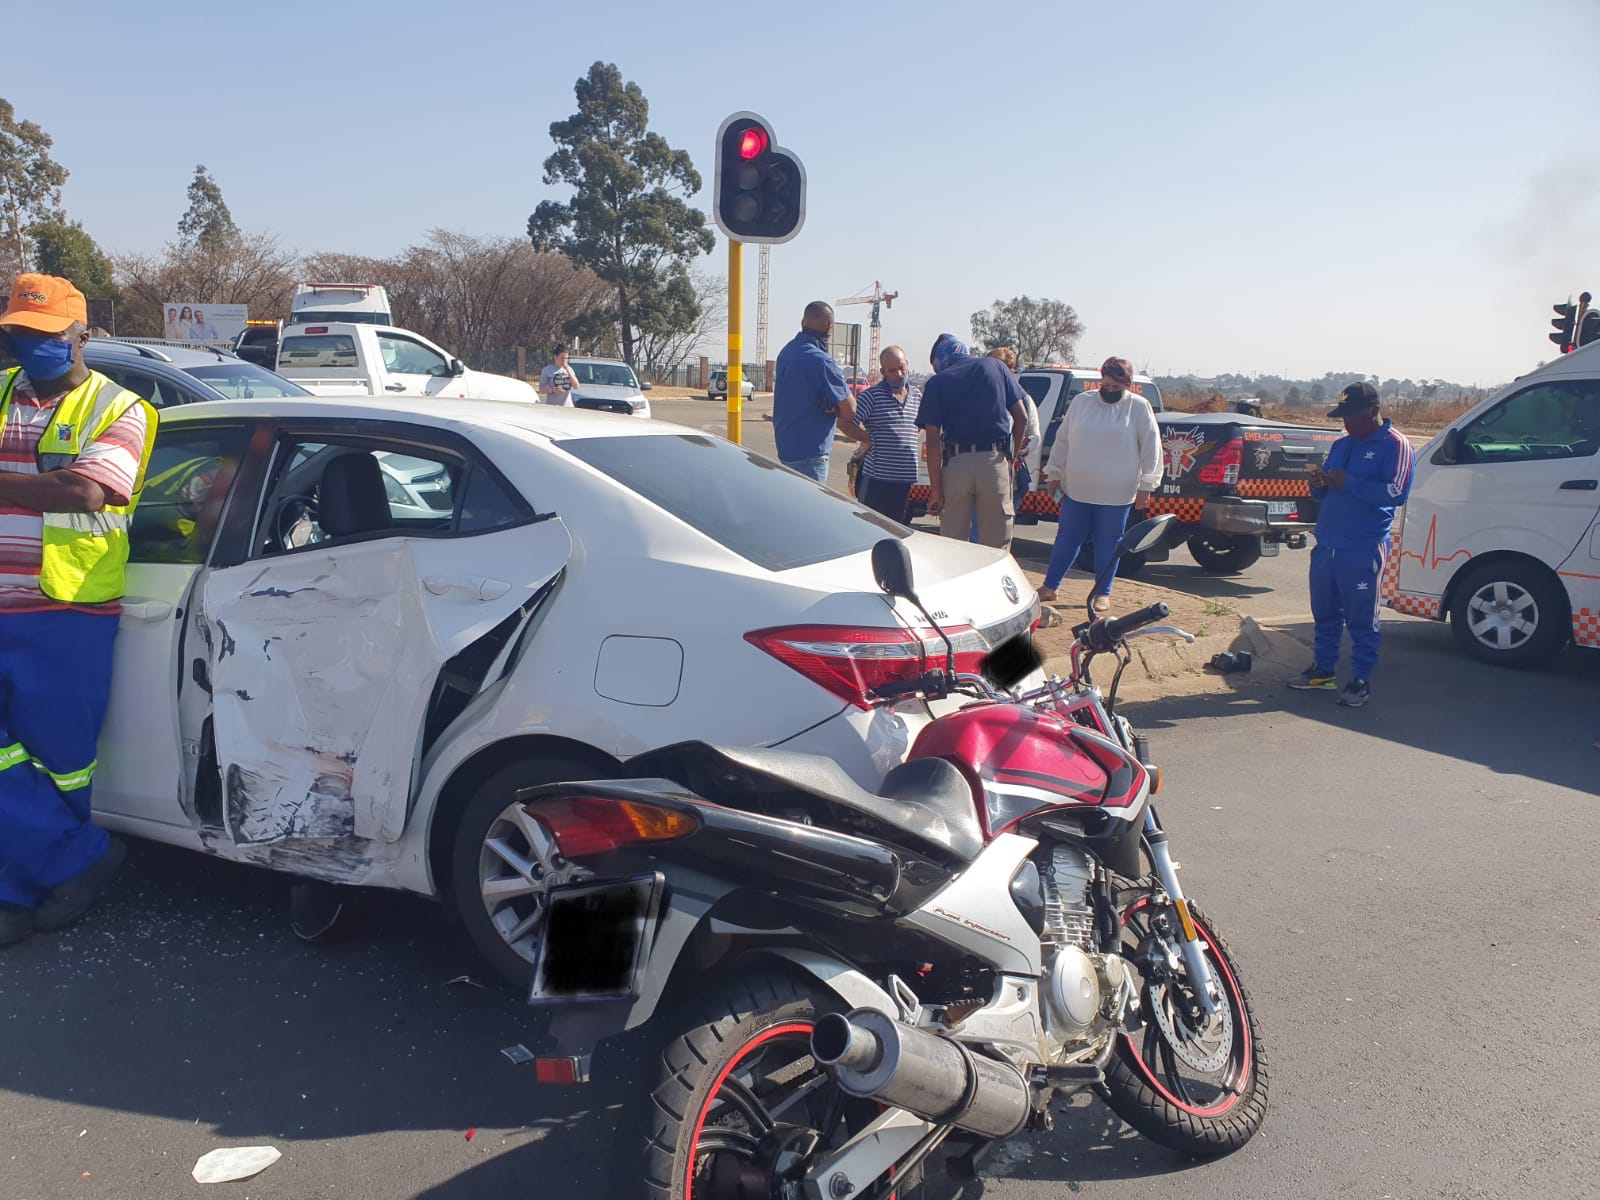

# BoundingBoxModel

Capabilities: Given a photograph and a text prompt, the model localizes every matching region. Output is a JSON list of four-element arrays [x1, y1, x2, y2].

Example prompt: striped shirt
[[0, 370, 150, 614], [854, 382, 922, 483]]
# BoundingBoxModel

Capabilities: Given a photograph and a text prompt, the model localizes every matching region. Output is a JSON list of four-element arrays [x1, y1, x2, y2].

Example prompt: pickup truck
[[909, 365, 1339, 573], [274, 322, 539, 403]]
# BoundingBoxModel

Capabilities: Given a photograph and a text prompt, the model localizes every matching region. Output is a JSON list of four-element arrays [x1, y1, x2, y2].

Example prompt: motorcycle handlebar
[[1090, 602, 1171, 650], [871, 670, 951, 704]]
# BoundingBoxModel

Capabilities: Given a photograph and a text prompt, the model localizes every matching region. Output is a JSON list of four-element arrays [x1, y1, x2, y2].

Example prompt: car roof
[[85, 339, 240, 368], [1019, 365, 1158, 385], [568, 356, 631, 367], [157, 395, 677, 441]]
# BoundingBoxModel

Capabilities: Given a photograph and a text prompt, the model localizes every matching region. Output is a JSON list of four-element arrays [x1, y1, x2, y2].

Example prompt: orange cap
[[1, 273, 89, 334]]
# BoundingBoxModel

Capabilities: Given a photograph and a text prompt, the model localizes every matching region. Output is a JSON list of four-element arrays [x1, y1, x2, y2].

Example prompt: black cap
[[1327, 381, 1379, 419]]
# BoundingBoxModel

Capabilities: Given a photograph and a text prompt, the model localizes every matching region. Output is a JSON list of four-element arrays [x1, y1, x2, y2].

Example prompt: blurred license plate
[[530, 874, 662, 1002], [1267, 501, 1297, 516]]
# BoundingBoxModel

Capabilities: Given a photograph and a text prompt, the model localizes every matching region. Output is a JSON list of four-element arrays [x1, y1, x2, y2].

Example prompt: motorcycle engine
[[1039, 846, 1131, 1049]]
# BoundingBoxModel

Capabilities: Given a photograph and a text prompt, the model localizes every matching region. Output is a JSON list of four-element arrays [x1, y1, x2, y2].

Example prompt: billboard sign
[[162, 302, 248, 344]]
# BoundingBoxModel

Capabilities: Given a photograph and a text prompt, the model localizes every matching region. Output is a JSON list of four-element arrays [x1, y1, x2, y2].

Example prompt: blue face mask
[[7, 332, 76, 382]]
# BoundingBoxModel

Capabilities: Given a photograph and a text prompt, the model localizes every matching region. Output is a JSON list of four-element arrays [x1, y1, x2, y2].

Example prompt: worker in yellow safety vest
[[0, 274, 157, 947]]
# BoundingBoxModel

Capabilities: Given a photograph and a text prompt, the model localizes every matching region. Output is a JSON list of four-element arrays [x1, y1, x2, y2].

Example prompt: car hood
[[573, 384, 646, 403], [463, 370, 541, 403]]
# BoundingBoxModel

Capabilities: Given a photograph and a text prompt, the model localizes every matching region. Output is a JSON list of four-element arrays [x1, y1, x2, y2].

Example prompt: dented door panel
[[200, 520, 571, 846]]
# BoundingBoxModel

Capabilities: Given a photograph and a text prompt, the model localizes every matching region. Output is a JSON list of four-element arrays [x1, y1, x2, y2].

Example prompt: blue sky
[[11, 0, 1597, 385]]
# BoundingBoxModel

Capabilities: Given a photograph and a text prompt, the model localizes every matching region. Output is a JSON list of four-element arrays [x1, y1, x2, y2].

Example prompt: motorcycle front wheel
[[634, 972, 921, 1200], [1100, 896, 1269, 1155]]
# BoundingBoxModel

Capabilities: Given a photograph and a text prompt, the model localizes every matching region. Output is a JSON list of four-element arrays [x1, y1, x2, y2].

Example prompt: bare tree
[[634, 268, 726, 376], [305, 229, 612, 359], [114, 230, 299, 336]]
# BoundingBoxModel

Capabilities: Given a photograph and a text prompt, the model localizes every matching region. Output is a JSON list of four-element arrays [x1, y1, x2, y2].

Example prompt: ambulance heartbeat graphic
[[1398, 514, 1472, 570]]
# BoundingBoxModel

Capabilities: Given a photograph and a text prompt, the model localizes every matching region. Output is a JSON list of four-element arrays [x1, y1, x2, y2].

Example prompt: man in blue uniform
[[773, 302, 854, 483], [1291, 382, 1415, 708], [916, 334, 1027, 548]]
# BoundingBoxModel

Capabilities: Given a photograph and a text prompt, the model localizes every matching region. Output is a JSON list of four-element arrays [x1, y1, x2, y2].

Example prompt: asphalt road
[[1, 397, 1596, 1199]]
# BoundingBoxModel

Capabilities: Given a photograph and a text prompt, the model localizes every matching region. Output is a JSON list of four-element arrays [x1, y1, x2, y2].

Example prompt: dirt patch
[[1021, 566, 1310, 703]]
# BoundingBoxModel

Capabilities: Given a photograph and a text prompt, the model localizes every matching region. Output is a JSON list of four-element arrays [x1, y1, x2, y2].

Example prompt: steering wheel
[[274, 493, 321, 549]]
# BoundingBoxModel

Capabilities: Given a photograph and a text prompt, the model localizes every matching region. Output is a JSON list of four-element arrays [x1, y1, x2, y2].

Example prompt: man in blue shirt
[[773, 302, 854, 483], [916, 334, 1026, 548], [840, 345, 921, 522], [1291, 382, 1415, 708]]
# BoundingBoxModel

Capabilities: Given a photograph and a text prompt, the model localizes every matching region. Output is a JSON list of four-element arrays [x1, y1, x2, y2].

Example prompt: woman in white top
[[1038, 356, 1162, 611]]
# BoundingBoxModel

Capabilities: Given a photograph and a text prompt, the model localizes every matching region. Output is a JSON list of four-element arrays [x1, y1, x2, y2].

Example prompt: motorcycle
[[521, 514, 1267, 1198]]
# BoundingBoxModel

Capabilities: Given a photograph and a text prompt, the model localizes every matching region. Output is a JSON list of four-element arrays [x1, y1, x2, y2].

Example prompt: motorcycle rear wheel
[[634, 972, 922, 1199], [1100, 897, 1268, 1155]]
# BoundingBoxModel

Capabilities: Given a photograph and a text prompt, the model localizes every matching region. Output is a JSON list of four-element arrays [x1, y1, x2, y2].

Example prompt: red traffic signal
[[713, 112, 806, 245], [738, 127, 768, 160], [1551, 301, 1577, 353]]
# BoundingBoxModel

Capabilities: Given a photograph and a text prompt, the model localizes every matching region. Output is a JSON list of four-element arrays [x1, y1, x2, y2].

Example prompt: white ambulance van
[[1383, 340, 1600, 665]]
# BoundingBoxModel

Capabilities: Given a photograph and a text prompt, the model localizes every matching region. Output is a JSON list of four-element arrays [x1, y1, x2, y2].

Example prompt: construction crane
[[755, 244, 770, 380], [836, 280, 899, 384]]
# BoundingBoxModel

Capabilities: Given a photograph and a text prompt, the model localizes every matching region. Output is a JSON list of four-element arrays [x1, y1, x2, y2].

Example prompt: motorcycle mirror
[[1119, 513, 1174, 557], [871, 538, 918, 601]]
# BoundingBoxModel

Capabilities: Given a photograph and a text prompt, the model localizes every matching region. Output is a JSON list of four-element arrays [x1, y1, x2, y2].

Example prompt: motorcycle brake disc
[[1148, 981, 1233, 1074]]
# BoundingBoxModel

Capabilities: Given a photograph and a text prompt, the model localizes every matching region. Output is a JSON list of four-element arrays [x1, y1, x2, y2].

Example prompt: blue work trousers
[[0, 609, 117, 906], [1309, 540, 1387, 680], [1045, 497, 1131, 594]]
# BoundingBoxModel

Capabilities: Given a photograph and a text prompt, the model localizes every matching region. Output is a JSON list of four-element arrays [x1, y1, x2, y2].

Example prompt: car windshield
[[182, 362, 312, 398], [559, 433, 905, 570], [571, 361, 639, 389]]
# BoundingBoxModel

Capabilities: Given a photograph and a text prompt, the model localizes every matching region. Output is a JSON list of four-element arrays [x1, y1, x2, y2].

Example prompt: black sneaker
[[0, 903, 33, 947], [1338, 679, 1371, 708], [33, 839, 127, 932], [1289, 665, 1337, 691]]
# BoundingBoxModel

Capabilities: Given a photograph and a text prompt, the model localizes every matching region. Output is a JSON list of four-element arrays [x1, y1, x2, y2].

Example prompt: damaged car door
[[190, 426, 569, 848]]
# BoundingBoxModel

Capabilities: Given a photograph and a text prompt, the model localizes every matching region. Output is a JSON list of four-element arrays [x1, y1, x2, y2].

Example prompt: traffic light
[[1579, 310, 1600, 349], [713, 112, 806, 244], [1551, 301, 1577, 353]]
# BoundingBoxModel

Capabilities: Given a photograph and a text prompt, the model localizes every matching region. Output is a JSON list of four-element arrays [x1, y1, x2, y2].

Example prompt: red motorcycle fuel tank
[[907, 701, 1147, 838]]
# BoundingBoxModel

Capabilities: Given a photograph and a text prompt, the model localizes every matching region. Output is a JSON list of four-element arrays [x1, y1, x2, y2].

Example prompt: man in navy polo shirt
[[773, 301, 855, 483], [916, 334, 1027, 548]]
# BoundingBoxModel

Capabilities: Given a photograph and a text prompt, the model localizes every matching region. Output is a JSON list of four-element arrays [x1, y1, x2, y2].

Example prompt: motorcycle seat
[[626, 741, 984, 866]]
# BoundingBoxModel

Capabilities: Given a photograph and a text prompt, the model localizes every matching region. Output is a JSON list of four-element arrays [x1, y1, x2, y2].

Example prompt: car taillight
[[527, 797, 698, 859], [303, 326, 329, 335], [744, 623, 988, 709], [1198, 437, 1242, 486]]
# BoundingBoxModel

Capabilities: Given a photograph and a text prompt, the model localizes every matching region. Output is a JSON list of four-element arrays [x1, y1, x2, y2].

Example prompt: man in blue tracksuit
[[1290, 382, 1414, 708]]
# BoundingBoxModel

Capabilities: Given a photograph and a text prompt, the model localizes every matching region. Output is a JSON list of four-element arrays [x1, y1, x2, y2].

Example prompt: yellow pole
[[727, 239, 743, 445]]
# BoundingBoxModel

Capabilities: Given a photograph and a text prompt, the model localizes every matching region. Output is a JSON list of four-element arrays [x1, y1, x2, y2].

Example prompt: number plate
[[530, 874, 663, 1002], [1267, 500, 1297, 516]]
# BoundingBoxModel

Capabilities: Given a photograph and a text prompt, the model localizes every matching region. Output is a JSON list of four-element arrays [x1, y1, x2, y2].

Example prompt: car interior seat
[[318, 454, 391, 538]]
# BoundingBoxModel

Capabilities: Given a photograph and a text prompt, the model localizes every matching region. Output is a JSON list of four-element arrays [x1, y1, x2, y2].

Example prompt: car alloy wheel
[[477, 800, 590, 969]]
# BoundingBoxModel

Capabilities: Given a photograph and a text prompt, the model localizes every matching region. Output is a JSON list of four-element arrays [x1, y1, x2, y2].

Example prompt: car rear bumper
[[1201, 498, 1312, 540]]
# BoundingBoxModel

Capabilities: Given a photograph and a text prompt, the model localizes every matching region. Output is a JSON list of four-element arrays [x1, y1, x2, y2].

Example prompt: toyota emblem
[[1002, 575, 1019, 604]]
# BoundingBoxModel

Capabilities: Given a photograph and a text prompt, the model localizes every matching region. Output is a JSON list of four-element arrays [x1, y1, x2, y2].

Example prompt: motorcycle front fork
[[1142, 808, 1221, 1016]]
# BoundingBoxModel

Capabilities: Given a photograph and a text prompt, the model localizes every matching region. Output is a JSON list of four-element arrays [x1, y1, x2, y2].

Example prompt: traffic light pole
[[727, 239, 743, 444]]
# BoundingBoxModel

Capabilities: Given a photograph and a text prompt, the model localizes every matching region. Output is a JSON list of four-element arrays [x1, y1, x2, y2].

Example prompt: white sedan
[[97, 397, 1037, 981]]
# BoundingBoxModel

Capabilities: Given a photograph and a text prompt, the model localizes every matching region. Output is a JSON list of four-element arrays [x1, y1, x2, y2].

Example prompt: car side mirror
[[1436, 427, 1463, 465], [449, 358, 466, 377], [871, 537, 917, 601], [641, 381, 653, 391]]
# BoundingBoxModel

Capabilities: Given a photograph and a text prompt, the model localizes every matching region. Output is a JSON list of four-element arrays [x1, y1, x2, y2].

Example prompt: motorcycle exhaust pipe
[[811, 1008, 1031, 1139]]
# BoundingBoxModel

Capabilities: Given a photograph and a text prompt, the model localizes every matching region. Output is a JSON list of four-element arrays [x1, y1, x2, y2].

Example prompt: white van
[[290, 282, 392, 326], [1382, 340, 1600, 665]]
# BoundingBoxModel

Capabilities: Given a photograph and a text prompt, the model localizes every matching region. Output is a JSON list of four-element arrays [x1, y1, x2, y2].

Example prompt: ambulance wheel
[[1448, 560, 1569, 667]]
